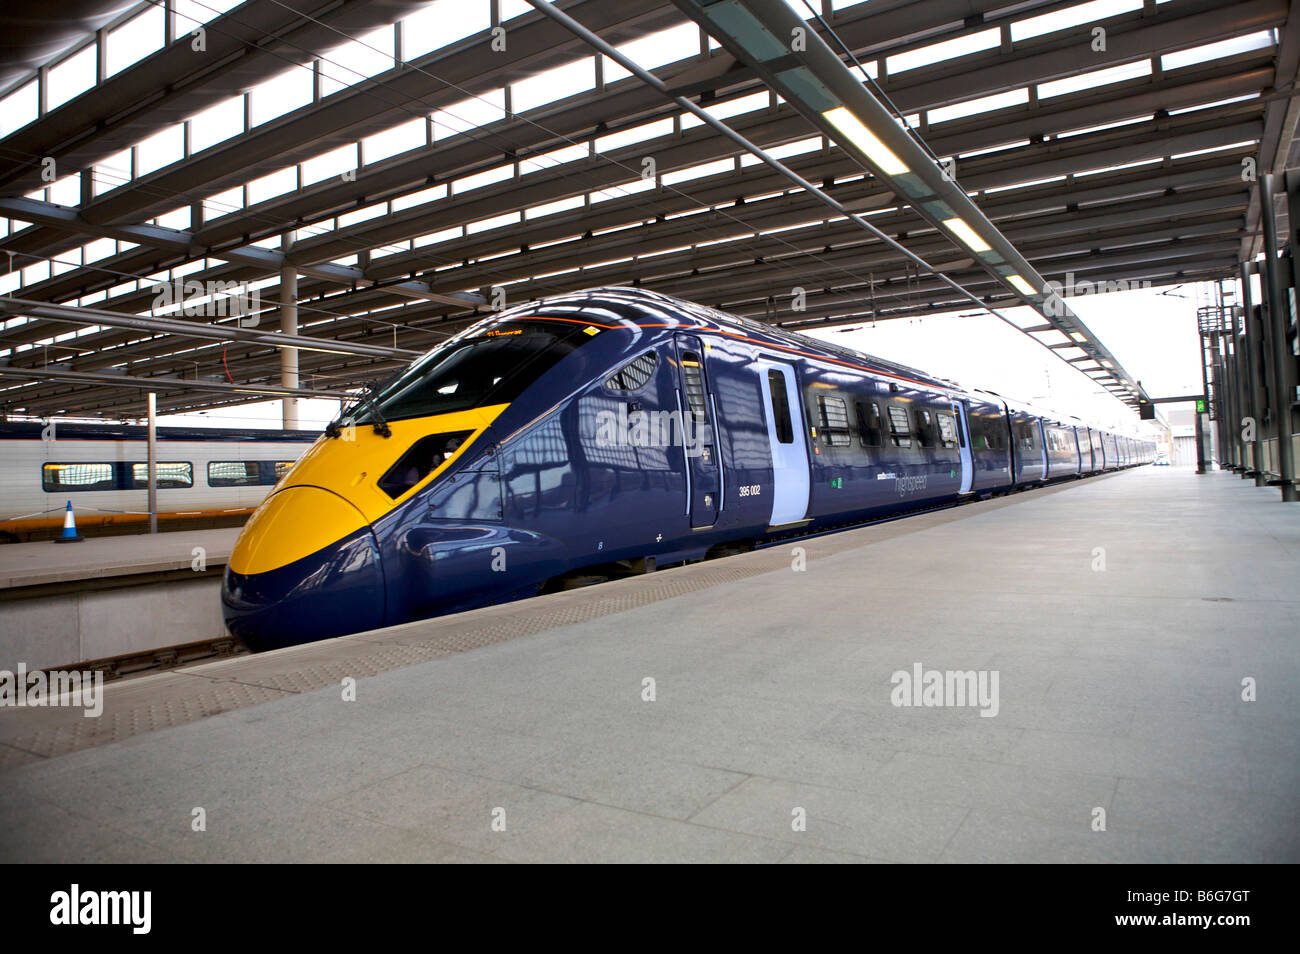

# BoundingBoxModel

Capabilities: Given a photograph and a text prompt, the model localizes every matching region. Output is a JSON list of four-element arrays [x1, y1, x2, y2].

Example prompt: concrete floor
[[0, 527, 238, 589], [1, 467, 1297, 863]]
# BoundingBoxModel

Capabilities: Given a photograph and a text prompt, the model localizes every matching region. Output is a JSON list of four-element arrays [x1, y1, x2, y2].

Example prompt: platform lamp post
[[1259, 173, 1298, 502], [147, 390, 157, 534]]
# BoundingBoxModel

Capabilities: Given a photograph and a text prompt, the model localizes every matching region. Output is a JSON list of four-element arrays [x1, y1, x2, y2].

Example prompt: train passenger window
[[680, 352, 709, 423], [41, 462, 115, 493], [274, 461, 295, 480], [817, 395, 852, 446], [936, 412, 957, 448], [1016, 423, 1036, 450], [855, 400, 883, 447], [981, 418, 1006, 451], [606, 351, 657, 391], [130, 462, 193, 489], [887, 405, 912, 447], [767, 370, 794, 444], [914, 408, 934, 447], [208, 461, 263, 487]]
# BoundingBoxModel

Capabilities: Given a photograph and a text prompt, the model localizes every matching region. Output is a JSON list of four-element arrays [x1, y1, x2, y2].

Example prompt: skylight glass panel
[[107, 7, 165, 78], [188, 96, 244, 153], [1038, 60, 1151, 98], [319, 26, 396, 97], [0, 81, 37, 138], [363, 117, 426, 162], [47, 45, 95, 111], [302, 143, 357, 186], [135, 124, 184, 176], [432, 89, 505, 140], [246, 166, 297, 204], [605, 23, 702, 80], [928, 88, 1028, 125], [886, 29, 999, 75], [403, 0, 490, 60], [1161, 31, 1273, 71], [513, 58, 595, 113], [249, 67, 313, 126], [1011, 0, 1142, 42]]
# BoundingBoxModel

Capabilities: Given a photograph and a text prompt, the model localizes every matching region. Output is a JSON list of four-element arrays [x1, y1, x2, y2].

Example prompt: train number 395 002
[[737, 484, 761, 497]]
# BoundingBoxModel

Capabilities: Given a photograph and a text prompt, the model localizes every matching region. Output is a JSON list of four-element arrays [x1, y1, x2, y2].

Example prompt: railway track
[[66, 635, 249, 682]]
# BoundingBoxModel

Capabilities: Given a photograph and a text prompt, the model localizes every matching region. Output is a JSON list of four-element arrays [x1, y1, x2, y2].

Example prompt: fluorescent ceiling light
[[822, 107, 909, 176], [943, 217, 992, 253], [1070, 332, 1087, 343], [1008, 274, 1036, 296]]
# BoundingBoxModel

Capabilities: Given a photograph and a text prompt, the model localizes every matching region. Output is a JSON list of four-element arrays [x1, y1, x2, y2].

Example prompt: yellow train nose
[[223, 485, 386, 650], [229, 485, 369, 576]]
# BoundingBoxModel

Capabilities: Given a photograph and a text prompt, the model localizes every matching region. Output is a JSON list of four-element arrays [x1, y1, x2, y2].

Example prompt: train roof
[[524, 287, 958, 393]]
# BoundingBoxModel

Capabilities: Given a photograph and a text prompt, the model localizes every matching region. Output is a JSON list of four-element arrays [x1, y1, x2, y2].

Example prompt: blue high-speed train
[[222, 287, 1153, 650]]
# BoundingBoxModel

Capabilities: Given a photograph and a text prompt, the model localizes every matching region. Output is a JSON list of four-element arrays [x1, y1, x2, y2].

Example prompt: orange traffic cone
[[54, 500, 83, 543]]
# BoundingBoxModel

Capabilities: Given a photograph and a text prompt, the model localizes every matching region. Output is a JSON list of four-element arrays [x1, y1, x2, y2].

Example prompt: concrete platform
[[1, 467, 1297, 863], [0, 528, 239, 671], [0, 527, 238, 590]]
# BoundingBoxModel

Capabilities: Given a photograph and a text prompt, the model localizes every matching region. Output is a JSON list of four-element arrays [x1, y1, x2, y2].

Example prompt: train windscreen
[[345, 318, 597, 424]]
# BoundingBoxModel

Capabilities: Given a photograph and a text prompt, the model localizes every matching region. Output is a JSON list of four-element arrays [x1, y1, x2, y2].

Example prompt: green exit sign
[[1196, 399, 1207, 414]]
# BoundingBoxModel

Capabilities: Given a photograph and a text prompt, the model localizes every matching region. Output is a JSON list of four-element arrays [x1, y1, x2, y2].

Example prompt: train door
[[758, 361, 810, 526], [673, 335, 720, 528], [1036, 419, 1049, 480], [952, 400, 973, 493]]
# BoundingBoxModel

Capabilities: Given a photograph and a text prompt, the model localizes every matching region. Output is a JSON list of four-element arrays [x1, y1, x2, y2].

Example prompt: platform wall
[[1, 578, 225, 671]]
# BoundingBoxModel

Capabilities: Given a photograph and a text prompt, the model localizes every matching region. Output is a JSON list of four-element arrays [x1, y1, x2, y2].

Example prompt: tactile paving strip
[[0, 475, 1114, 763]]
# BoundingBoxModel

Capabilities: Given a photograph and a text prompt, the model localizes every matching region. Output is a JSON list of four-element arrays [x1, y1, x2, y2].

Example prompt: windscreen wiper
[[325, 386, 392, 438], [360, 390, 393, 438]]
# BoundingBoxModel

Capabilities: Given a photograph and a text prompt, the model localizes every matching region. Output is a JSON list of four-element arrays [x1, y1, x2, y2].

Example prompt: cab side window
[[606, 351, 657, 392]]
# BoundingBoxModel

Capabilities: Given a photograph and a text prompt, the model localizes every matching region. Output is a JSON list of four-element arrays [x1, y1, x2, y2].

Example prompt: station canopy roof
[[0, 0, 1292, 419]]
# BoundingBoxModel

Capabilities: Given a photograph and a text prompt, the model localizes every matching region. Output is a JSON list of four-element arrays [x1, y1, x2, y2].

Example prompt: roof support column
[[1217, 281, 1240, 472], [1239, 262, 1270, 486], [147, 392, 158, 535], [280, 249, 300, 431], [1260, 173, 1298, 501]]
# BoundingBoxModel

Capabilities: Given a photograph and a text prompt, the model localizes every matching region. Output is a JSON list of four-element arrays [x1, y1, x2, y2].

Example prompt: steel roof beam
[[0, 196, 485, 309], [0, 364, 352, 399], [0, 296, 418, 359]]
